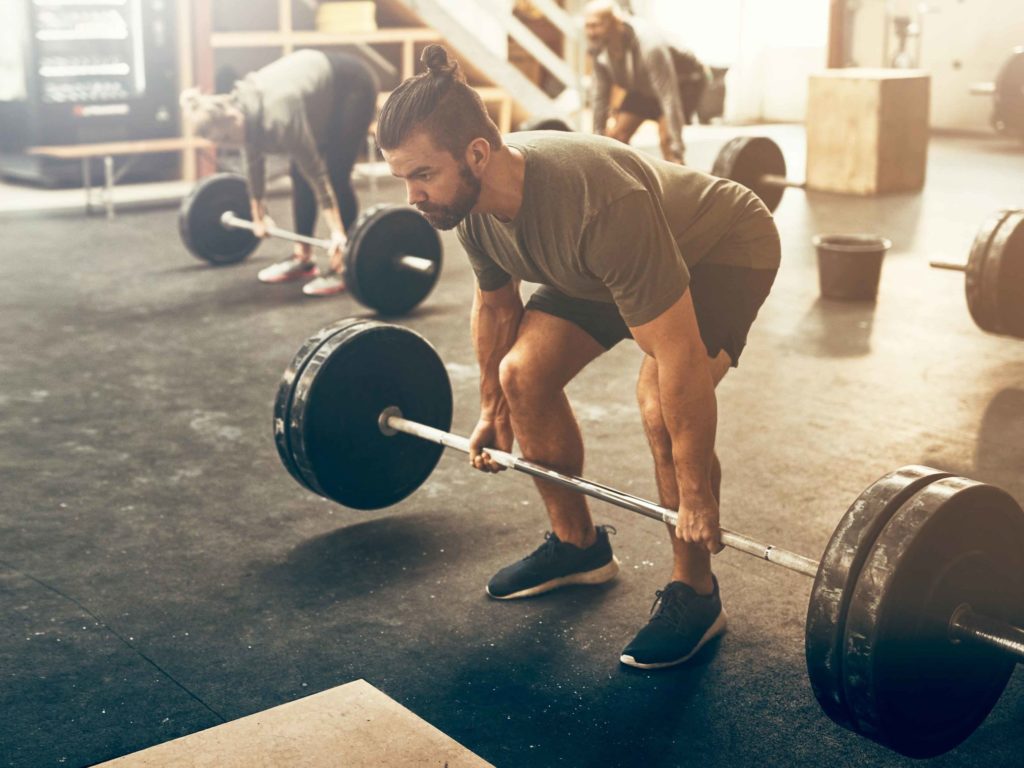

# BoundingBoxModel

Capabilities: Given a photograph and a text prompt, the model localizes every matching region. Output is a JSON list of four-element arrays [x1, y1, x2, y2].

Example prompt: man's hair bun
[[421, 44, 462, 81]]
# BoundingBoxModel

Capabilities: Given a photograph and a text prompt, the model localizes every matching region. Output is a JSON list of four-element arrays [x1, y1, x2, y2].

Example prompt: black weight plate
[[178, 173, 260, 265], [992, 47, 1024, 137], [273, 318, 374, 492], [518, 117, 573, 132], [982, 211, 1024, 338], [965, 208, 1019, 335], [710, 136, 787, 213], [345, 205, 443, 316], [289, 322, 453, 509], [842, 476, 1024, 758], [805, 465, 951, 731]]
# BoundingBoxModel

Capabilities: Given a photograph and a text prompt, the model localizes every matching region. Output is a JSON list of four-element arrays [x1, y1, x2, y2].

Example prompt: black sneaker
[[486, 525, 620, 600], [619, 577, 727, 669]]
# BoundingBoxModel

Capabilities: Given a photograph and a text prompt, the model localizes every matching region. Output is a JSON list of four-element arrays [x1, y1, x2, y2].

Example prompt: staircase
[[380, 0, 583, 128]]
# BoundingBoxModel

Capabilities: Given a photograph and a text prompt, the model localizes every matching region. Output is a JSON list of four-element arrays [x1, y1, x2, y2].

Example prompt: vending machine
[[0, 0, 179, 184]]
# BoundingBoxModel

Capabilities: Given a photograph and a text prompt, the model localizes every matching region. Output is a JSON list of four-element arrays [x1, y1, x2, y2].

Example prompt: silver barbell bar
[[378, 406, 1024, 663], [220, 211, 437, 275]]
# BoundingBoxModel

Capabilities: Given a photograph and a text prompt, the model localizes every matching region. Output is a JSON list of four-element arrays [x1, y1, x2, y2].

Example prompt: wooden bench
[[28, 137, 214, 218]]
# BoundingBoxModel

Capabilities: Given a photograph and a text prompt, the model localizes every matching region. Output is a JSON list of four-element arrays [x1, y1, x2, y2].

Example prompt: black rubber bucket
[[813, 234, 892, 301]]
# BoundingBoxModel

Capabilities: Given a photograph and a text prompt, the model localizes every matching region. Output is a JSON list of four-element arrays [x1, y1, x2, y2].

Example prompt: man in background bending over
[[585, 0, 707, 165]]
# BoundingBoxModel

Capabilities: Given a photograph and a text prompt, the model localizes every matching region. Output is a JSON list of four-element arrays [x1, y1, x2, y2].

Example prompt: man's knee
[[499, 351, 548, 405]]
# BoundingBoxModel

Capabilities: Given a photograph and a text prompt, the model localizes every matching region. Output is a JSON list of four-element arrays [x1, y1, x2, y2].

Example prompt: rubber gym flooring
[[2, 126, 1023, 767]]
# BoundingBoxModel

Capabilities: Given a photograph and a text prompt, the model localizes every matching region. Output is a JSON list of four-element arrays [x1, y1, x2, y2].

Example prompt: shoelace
[[525, 531, 562, 561], [648, 586, 691, 627]]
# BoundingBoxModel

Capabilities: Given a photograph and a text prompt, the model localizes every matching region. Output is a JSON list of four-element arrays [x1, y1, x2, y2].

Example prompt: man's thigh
[[507, 308, 607, 392]]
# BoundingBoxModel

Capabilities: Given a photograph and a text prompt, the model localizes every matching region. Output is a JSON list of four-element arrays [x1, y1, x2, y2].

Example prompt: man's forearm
[[656, 354, 717, 498], [660, 95, 687, 159], [471, 285, 523, 416], [591, 76, 611, 135]]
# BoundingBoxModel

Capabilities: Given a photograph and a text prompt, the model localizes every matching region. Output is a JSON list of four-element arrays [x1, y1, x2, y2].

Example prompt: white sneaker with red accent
[[257, 257, 317, 284], [302, 272, 347, 297]]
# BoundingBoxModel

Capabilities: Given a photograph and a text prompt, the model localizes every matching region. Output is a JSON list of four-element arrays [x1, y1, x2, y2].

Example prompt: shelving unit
[[180, 0, 516, 179]]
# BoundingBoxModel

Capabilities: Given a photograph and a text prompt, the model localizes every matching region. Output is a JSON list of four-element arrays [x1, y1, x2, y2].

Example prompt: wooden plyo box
[[806, 69, 931, 195]]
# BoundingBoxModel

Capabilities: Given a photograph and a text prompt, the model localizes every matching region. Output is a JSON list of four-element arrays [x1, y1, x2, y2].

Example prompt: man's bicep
[[646, 45, 682, 94]]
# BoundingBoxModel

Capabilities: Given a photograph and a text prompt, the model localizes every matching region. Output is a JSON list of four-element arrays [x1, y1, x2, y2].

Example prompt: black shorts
[[619, 79, 706, 125], [524, 263, 777, 366]]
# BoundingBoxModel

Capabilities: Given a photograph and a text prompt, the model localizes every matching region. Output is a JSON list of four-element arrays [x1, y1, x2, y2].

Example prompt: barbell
[[929, 208, 1024, 339], [178, 173, 443, 316], [709, 135, 806, 214], [524, 116, 802, 214], [273, 319, 1024, 759]]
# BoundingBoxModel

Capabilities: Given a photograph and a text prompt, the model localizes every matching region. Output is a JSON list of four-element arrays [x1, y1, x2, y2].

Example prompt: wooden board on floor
[[96, 679, 493, 767]]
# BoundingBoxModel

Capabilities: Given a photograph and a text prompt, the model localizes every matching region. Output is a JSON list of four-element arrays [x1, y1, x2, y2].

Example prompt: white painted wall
[[849, 0, 1024, 131], [641, 0, 829, 123]]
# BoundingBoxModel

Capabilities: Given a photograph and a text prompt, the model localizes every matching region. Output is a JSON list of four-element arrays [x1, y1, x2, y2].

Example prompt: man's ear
[[464, 137, 492, 176]]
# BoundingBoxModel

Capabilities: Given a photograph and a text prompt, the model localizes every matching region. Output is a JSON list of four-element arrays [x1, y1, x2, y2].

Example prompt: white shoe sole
[[485, 556, 620, 600], [257, 268, 317, 284], [619, 608, 728, 669]]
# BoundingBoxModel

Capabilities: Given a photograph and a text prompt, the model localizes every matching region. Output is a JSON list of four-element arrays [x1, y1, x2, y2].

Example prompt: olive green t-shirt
[[457, 132, 780, 327]]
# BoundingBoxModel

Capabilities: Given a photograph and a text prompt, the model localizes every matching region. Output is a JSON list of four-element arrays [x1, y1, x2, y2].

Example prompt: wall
[[849, 0, 1024, 132], [641, 0, 829, 123]]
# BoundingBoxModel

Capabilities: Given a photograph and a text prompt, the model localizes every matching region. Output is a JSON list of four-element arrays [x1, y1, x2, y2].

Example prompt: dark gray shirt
[[233, 49, 336, 209], [591, 16, 704, 159], [457, 132, 779, 327]]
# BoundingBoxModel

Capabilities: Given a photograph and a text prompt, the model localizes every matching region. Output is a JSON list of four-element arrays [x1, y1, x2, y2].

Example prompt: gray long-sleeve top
[[232, 49, 337, 211], [591, 16, 704, 159]]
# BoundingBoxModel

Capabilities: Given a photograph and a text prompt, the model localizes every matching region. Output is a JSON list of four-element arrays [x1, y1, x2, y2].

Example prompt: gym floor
[[2, 125, 1023, 768]]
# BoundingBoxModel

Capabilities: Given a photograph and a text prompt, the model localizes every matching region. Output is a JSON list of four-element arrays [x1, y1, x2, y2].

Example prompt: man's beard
[[417, 162, 481, 230]]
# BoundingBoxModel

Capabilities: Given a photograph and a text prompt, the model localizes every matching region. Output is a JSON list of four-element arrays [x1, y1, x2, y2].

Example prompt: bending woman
[[182, 50, 378, 296]]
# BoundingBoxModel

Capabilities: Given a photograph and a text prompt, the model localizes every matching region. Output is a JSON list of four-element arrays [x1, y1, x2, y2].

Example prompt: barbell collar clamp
[[381, 409, 820, 578], [760, 173, 807, 190], [395, 254, 438, 275], [949, 603, 1024, 662]]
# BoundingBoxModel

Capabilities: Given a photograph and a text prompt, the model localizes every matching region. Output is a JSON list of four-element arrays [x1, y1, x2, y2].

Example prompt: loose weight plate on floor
[[274, 318, 374, 492], [179, 173, 260, 265], [286, 322, 452, 508], [965, 209, 1024, 338], [842, 476, 1024, 758], [711, 136, 787, 213], [805, 466, 951, 730], [992, 48, 1024, 137], [344, 205, 442, 316]]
